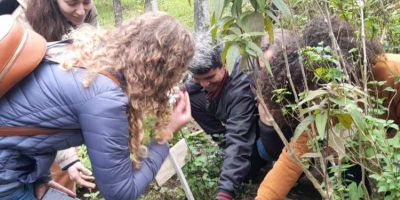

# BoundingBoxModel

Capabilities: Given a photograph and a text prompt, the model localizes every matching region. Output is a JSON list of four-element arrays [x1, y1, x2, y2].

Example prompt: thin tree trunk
[[144, 0, 159, 12], [112, 0, 123, 26], [194, 0, 210, 33]]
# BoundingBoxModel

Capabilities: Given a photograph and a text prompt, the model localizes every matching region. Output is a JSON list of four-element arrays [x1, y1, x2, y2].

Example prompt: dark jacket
[[187, 60, 260, 194], [0, 60, 169, 200]]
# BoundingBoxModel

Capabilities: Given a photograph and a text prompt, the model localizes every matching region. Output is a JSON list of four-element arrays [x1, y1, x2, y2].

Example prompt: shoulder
[[84, 5, 98, 27], [35, 60, 126, 104]]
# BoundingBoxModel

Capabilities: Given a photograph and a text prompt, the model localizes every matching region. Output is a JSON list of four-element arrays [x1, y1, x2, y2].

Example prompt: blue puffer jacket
[[0, 60, 169, 200]]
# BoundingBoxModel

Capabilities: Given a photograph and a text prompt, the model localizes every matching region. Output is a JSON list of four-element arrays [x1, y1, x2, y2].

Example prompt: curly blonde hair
[[59, 12, 194, 168]]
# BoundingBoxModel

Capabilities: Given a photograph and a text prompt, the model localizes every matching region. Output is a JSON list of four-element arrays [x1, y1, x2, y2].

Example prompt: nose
[[75, 4, 85, 16]]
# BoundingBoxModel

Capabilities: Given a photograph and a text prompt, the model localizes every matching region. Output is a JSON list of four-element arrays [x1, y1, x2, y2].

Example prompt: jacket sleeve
[[218, 81, 257, 194], [77, 88, 169, 200], [256, 133, 310, 200]]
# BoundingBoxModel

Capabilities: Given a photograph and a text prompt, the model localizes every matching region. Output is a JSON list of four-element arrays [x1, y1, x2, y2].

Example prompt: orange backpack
[[0, 14, 47, 97], [0, 15, 121, 136]]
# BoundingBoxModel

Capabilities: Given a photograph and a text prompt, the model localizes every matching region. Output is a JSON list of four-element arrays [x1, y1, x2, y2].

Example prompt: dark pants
[[258, 122, 293, 161]]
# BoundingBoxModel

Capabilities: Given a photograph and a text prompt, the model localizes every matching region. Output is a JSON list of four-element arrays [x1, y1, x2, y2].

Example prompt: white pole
[[169, 152, 195, 200]]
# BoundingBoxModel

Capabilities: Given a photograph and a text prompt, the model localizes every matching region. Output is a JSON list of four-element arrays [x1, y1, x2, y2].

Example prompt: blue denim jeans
[[4, 185, 35, 200]]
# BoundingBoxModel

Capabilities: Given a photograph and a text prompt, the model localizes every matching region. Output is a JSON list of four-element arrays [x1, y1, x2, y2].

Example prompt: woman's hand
[[67, 161, 96, 189], [168, 89, 192, 132], [156, 90, 192, 143]]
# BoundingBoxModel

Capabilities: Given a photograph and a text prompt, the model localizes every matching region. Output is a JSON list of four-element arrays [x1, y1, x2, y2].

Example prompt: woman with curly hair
[[0, 12, 194, 200], [256, 16, 396, 200]]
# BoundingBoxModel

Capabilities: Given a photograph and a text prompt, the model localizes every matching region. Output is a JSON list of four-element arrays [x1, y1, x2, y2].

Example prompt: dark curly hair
[[259, 17, 384, 129], [303, 16, 384, 84], [259, 29, 304, 128]]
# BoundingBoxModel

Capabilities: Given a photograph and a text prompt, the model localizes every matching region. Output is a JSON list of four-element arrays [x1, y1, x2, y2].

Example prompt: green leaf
[[223, 34, 240, 42], [228, 26, 242, 35], [211, 13, 217, 40], [297, 89, 328, 107], [245, 45, 257, 56], [328, 129, 346, 160], [348, 182, 363, 200], [214, 0, 224, 19], [365, 147, 375, 158], [384, 87, 396, 92], [293, 115, 314, 141], [337, 114, 353, 129], [237, 11, 264, 33], [247, 40, 272, 75], [315, 111, 328, 139], [347, 104, 367, 131], [259, 55, 272, 76], [266, 10, 279, 24], [256, 0, 265, 13], [231, 0, 243, 17], [226, 44, 240, 74], [264, 17, 274, 43], [271, 0, 291, 17], [246, 40, 264, 56], [249, 0, 257, 9], [221, 42, 232, 64]]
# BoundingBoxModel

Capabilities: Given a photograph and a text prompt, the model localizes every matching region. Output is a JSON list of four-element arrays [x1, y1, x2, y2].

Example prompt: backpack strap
[[0, 127, 70, 136], [0, 37, 121, 136], [0, 69, 121, 136], [45, 39, 121, 86]]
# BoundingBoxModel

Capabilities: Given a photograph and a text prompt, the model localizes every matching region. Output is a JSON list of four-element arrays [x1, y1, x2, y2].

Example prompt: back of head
[[259, 29, 302, 128], [303, 16, 357, 56], [188, 32, 223, 75], [71, 12, 194, 168], [303, 16, 384, 75]]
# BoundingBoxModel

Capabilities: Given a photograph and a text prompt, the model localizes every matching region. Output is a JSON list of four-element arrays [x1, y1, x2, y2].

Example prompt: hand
[[35, 181, 77, 199], [67, 161, 96, 189], [156, 90, 192, 143], [167, 89, 192, 133], [215, 191, 233, 200], [34, 183, 48, 200]]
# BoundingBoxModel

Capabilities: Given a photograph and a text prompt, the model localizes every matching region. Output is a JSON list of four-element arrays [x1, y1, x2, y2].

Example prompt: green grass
[[94, 0, 195, 29]]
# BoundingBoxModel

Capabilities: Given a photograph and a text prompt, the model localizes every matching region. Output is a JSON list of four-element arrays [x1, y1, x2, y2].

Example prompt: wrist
[[62, 159, 80, 171], [216, 191, 233, 200], [155, 126, 174, 144]]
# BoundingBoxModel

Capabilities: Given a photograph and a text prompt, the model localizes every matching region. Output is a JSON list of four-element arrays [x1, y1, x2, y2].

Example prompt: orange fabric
[[256, 133, 310, 200], [256, 54, 400, 200], [371, 54, 400, 124], [0, 15, 46, 97], [51, 162, 75, 192]]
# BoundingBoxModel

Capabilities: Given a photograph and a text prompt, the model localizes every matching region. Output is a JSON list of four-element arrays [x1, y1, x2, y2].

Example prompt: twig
[[256, 91, 328, 199]]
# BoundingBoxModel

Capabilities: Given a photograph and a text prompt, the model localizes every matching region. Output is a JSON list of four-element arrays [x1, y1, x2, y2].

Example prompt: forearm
[[256, 133, 310, 200], [92, 140, 169, 200], [218, 130, 255, 194]]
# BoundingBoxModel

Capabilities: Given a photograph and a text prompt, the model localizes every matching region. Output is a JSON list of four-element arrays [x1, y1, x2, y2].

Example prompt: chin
[[71, 19, 85, 26]]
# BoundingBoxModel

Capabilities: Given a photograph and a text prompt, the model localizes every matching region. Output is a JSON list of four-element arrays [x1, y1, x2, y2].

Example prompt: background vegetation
[[78, 0, 400, 199]]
